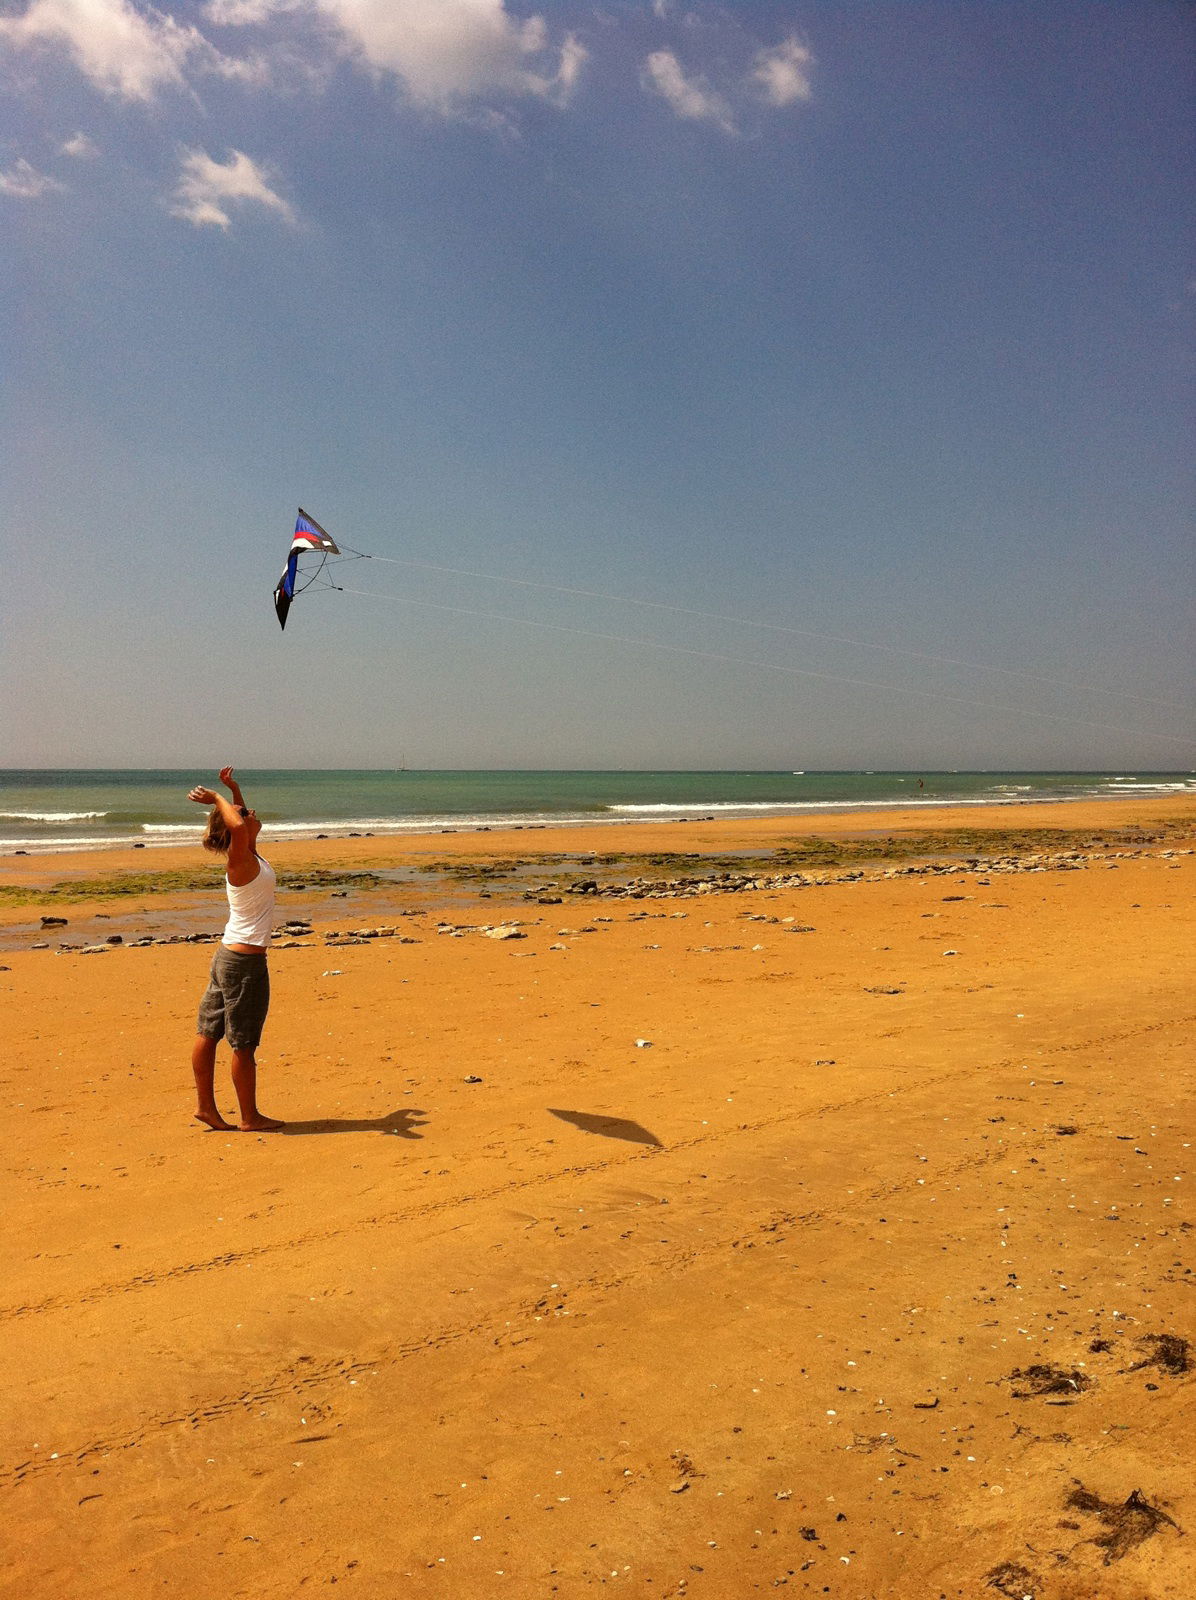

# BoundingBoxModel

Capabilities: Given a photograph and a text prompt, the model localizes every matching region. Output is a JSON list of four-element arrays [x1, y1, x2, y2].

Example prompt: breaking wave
[[0, 810, 108, 822]]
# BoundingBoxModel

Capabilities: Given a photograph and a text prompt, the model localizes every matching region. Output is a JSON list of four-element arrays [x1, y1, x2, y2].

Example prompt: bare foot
[[195, 1110, 235, 1131], [240, 1115, 285, 1132]]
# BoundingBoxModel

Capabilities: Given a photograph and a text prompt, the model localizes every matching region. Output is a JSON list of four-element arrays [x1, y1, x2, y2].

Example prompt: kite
[[273, 509, 350, 629]]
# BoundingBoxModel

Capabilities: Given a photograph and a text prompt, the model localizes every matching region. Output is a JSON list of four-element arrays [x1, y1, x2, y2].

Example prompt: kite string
[[292, 547, 372, 594], [336, 546, 1192, 714], [329, 582, 1195, 749]]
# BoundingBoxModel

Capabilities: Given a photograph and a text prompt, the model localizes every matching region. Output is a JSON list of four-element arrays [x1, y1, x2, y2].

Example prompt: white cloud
[[643, 48, 734, 132], [0, 0, 264, 100], [170, 146, 295, 228], [0, 0, 203, 100], [752, 36, 812, 107], [553, 31, 586, 102], [0, 156, 65, 196], [61, 129, 100, 156], [206, 0, 587, 111], [2, 0, 583, 118], [203, 0, 287, 21], [644, 29, 815, 133], [310, 0, 585, 111]]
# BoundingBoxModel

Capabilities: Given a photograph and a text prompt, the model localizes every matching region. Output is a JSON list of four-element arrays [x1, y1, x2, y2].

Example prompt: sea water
[[1, 770, 1193, 856]]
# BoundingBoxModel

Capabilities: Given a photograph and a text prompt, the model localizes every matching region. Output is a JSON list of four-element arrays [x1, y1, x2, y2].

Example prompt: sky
[[1, 0, 1193, 771]]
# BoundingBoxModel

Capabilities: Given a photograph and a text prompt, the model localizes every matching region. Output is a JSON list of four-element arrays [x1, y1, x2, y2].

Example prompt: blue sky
[[2, 0, 1193, 770]]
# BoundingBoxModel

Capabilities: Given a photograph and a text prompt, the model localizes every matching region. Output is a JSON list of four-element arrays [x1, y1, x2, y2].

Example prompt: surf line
[[348, 551, 1191, 715], [332, 584, 1195, 750]]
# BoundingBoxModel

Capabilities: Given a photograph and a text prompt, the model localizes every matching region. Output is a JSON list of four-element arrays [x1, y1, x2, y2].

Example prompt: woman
[[188, 767, 284, 1131]]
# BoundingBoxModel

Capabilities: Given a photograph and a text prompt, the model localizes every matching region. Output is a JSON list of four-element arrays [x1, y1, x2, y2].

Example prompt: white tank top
[[222, 856, 277, 949]]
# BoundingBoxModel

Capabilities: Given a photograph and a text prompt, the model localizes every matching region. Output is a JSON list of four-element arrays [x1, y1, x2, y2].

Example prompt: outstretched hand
[[219, 766, 237, 790], [189, 786, 218, 805]]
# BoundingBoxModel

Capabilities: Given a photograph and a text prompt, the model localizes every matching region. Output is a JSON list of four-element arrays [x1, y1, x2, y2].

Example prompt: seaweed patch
[[1126, 1333, 1192, 1378], [1066, 1484, 1180, 1564], [985, 1561, 1041, 1598], [1005, 1364, 1091, 1399]]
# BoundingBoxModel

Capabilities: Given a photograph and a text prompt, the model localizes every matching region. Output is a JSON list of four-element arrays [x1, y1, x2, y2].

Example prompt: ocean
[[1, 770, 1193, 856]]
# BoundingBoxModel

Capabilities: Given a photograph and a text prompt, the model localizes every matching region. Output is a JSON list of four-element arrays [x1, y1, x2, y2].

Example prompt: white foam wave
[[0, 810, 108, 822], [251, 819, 414, 834], [1100, 780, 1196, 793], [140, 818, 456, 836], [6, 779, 1192, 857], [606, 797, 1035, 814], [0, 834, 153, 854], [608, 801, 813, 814], [135, 815, 549, 840]]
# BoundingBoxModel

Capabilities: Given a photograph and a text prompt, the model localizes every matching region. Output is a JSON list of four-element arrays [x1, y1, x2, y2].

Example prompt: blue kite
[[273, 509, 341, 630]]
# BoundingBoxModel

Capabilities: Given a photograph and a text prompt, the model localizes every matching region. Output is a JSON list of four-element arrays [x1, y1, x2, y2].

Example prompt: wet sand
[[2, 796, 1193, 1598]]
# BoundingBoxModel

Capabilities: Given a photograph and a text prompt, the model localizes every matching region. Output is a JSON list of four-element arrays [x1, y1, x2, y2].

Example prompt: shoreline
[[3, 792, 1192, 952], [2, 792, 1193, 888]]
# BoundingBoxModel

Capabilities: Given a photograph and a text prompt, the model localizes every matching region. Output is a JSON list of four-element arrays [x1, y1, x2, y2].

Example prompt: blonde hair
[[203, 806, 232, 855]]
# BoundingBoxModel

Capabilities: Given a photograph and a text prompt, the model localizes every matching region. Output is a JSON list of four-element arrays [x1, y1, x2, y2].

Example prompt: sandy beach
[[2, 794, 1193, 1599]]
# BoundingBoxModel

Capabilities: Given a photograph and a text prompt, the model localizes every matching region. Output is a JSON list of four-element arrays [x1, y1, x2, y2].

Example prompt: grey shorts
[[197, 947, 270, 1051]]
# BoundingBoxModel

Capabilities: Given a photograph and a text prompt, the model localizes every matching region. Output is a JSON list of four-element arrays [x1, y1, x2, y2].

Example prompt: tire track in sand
[[3, 1011, 1191, 1325], [0, 1128, 1054, 1488]]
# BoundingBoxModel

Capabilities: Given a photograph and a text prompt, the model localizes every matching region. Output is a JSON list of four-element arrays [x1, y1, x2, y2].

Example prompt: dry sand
[[2, 797, 1193, 1599]]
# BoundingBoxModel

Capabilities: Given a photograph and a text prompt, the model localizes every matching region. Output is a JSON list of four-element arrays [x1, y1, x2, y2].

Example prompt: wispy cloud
[[643, 28, 814, 134], [753, 36, 812, 107], [61, 130, 100, 157], [3, 1, 807, 143], [643, 48, 734, 132], [170, 146, 295, 229], [0, 155, 65, 196], [0, 0, 203, 101], [203, 0, 286, 21]]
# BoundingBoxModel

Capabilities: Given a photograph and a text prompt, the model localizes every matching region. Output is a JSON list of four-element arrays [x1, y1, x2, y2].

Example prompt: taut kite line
[[269, 509, 1193, 748]]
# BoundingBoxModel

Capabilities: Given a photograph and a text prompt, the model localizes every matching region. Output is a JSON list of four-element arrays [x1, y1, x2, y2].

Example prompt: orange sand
[[2, 796, 1193, 1598]]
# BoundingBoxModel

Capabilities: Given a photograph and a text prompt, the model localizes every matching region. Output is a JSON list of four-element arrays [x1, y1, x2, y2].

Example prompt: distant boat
[[792, 770, 804, 776]]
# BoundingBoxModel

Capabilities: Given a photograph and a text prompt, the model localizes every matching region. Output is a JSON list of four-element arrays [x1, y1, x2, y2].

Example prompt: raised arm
[[188, 773, 258, 881], [219, 766, 246, 808], [188, 784, 244, 832]]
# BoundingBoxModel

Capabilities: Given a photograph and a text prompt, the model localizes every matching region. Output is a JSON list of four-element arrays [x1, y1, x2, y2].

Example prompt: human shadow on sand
[[548, 1108, 662, 1146], [280, 1107, 427, 1138]]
